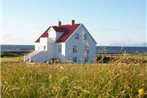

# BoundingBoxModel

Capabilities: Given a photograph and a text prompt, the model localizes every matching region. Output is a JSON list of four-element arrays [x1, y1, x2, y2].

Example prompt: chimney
[[71, 20, 75, 25], [58, 21, 61, 26]]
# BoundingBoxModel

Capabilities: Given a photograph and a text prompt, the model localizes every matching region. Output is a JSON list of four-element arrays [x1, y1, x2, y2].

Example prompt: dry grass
[[1, 54, 147, 98]]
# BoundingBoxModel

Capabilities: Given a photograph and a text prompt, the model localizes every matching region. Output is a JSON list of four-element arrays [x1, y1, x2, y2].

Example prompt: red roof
[[35, 27, 50, 42], [35, 24, 80, 43]]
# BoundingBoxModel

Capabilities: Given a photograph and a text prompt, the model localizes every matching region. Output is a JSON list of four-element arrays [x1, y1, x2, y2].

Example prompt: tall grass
[[1, 60, 147, 98]]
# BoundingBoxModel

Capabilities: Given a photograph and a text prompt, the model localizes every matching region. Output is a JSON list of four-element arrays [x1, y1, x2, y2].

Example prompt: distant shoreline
[[1, 50, 33, 53], [1, 50, 33, 52], [1, 45, 147, 54]]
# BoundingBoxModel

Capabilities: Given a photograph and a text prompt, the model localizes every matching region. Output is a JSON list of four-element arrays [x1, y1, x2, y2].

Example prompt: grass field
[[1, 53, 147, 98]]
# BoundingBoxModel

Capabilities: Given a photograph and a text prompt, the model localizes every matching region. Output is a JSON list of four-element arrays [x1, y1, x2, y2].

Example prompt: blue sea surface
[[97, 46, 147, 54], [1, 45, 34, 52], [0, 45, 147, 53]]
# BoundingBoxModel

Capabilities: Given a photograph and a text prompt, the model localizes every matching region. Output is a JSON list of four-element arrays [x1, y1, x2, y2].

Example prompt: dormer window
[[75, 33, 79, 39]]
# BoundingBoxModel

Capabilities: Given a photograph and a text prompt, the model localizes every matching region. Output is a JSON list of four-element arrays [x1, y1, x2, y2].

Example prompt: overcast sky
[[1, 0, 146, 46]]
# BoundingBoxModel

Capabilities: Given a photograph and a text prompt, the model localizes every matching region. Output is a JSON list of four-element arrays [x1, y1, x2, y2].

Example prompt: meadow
[[1, 53, 147, 98]]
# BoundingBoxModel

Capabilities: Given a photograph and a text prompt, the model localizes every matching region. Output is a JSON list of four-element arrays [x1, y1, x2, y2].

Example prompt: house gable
[[48, 27, 57, 40], [64, 23, 97, 63], [65, 24, 97, 44]]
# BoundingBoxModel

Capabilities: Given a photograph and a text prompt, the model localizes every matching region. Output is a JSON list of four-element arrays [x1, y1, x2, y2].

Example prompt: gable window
[[58, 45, 62, 53], [75, 33, 79, 39], [73, 57, 77, 62], [73, 45, 77, 53]]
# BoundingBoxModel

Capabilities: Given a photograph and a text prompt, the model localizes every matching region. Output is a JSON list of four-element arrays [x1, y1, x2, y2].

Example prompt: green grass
[[1, 57, 23, 62], [1, 54, 147, 98]]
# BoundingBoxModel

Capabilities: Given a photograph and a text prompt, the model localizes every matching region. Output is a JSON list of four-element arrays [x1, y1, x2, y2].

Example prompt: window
[[73, 57, 77, 62], [73, 45, 77, 53], [75, 33, 79, 39], [58, 45, 62, 53]]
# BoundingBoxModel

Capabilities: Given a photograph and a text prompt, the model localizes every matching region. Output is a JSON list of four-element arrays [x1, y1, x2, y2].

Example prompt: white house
[[24, 20, 97, 63]]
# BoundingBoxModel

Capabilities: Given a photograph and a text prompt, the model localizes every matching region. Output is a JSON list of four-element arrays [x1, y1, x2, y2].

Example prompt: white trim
[[48, 26, 54, 32]]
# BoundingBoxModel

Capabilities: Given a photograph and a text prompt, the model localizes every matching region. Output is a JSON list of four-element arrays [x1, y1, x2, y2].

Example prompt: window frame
[[73, 45, 77, 53], [75, 33, 79, 39], [73, 57, 77, 62]]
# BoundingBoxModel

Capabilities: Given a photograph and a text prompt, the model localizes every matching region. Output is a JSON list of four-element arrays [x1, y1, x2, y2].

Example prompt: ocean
[[1, 45, 34, 52], [96, 46, 147, 54], [0, 45, 147, 54]]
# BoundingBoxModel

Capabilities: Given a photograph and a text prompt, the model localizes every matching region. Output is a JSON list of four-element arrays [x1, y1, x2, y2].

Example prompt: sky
[[1, 0, 146, 46]]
